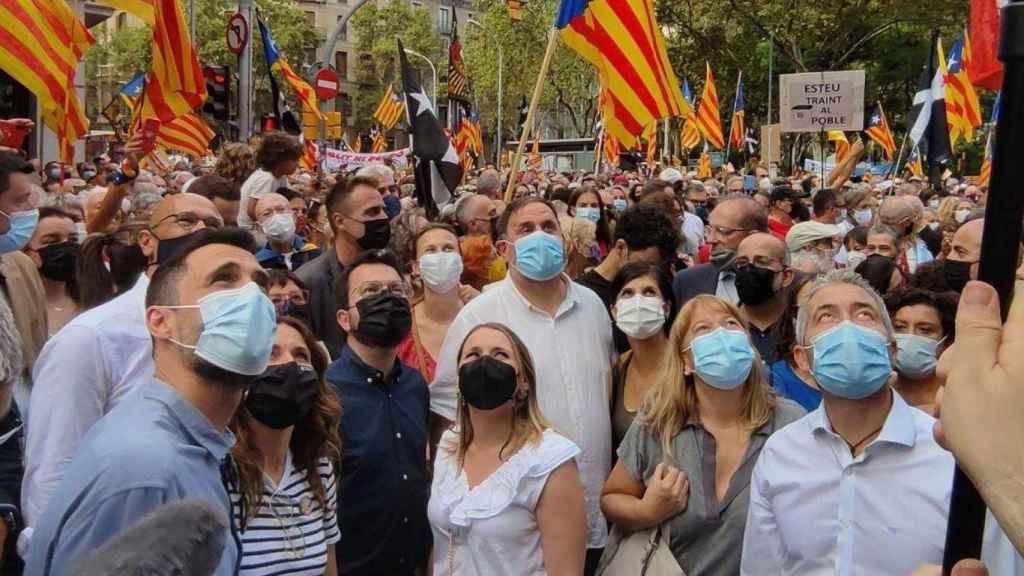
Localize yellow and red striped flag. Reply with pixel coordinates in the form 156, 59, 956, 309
679, 78, 702, 150
644, 123, 657, 165
127, 85, 213, 158
941, 34, 983, 146
371, 126, 387, 153
556, 0, 689, 148
828, 130, 850, 163
864, 102, 897, 161
352, 135, 362, 153
603, 133, 620, 168
528, 135, 543, 171
0, 0, 94, 163
374, 84, 406, 130
729, 73, 745, 150
301, 138, 319, 171
907, 146, 925, 178
697, 150, 712, 178
694, 62, 724, 150
258, 16, 322, 120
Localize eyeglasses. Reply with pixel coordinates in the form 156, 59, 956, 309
154, 211, 223, 231
708, 224, 753, 237
271, 290, 310, 309
354, 281, 409, 301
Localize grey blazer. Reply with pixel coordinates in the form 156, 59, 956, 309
672, 263, 720, 310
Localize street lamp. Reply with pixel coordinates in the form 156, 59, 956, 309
467, 18, 502, 165
403, 49, 437, 110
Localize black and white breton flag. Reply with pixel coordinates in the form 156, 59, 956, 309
906, 30, 952, 176
398, 38, 462, 215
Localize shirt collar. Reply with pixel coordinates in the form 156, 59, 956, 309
682, 407, 779, 436
332, 344, 402, 384
809, 388, 916, 448
130, 273, 151, 317
501, 273, 578, 317
144, 379, 236, 461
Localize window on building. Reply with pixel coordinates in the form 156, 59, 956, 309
438, 6, 451, 34
116, 12, 127, 30
335, 51, 348, 81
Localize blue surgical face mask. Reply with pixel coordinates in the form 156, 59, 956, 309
0, 208, 39, 254
511, 230, 565, 281
686, 327, 755, 390
807, 320, 892, 399
854, 209, 873, 226
613, 198, 628, 211
895, 333, 942, 379
576, 206, 601, 223
157, 282, 278, 376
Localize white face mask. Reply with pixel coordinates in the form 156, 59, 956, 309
614, 295, 666, 340
261, 213, 296, 244
955, 209, 971, 224
854, 208, 873, 226
419, 251, 463, 293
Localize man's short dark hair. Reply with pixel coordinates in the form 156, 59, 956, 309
0, 151, 34, 197
255, 131, 303, 171
885, 288, 958, 343
268, 268, 309, 292
614, 205, 680, 263
187, 175, 239, 202
334, 249, 404, 311
325, 175, 379, 231
813, 189, 837, 218
496, 196, 558, 238
640, 179, 670, 198
275, 187, 302, 202
146, 228, 256, 308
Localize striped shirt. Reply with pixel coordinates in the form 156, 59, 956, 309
230, 454, 340, 576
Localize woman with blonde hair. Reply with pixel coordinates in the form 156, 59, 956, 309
429, 322, 587, 576
936, 195, 961, 227
214, 142, 256, 188
601, 294, 804, 576
226, 316, 342, 575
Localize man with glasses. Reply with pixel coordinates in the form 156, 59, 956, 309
454, 193, 497, 238
324, 249, 430, 576
734, 233, 795, 363
253, 192, 321, 271
673, 194, 768, 308
22, 192, 223, 553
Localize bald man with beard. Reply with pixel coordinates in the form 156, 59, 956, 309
21, 193, 225, 552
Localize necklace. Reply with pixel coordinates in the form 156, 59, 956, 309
841, 422, 885, 455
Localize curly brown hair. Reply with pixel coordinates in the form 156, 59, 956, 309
256, 131, 303, 171
214, 142, 256, 188
229, 317, 342, 528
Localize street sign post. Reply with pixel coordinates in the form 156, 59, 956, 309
226, 12, 248, 56
779, 70, 865, 132
314, 68, 340, 102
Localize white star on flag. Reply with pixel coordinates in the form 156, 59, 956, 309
410, 89, 433, 117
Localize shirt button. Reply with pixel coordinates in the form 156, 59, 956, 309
366, 377, 373, 383
403, 517, 409, 524
402, 473, 408, 480
396, 432, 402, 439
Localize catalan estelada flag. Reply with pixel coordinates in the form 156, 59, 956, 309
907, 145, 925, 178
978, 91, 1000, 188
127, 80, 213, 158
373, 84, 405, 130
680, 79, 702, 150
0, 0, 94, 163
694, 62, 724, 150
942, 34, 983, 145
729, 73, 745, 150
371, 126, 387, 153
528, 134, 543, 171
864, 102, 896, 161
556, 0, 688, 148
258, 15, 322, 120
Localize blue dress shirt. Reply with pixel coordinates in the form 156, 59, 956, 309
326, 345, 431, 576
769, 360, 822, 412
25, 379, 238, 575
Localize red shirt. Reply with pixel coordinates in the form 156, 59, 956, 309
768, 216, 793, 241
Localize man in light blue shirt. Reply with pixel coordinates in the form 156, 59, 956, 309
26, 228, 273, 575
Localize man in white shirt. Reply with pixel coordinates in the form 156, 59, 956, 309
20, 193, 224, 556
431, 196, 614, 573
741, 270, 953, 576
238, 131, 302, 230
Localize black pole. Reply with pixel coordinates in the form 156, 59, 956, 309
942, 2, 1024, 573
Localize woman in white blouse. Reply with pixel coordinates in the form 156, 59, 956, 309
429, 322, 587, 575
226, 316, 342, 576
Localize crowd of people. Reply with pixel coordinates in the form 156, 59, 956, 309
0, 127, 1020, 575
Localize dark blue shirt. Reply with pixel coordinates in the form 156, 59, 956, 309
326, 345, 431, 576
769, 360, 822, 412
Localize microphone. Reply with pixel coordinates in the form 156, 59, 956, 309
74, 499, 229, 576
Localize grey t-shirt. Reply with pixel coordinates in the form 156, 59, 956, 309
617, 398, 805, 576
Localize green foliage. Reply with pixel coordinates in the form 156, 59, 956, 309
349, 0, 441, 134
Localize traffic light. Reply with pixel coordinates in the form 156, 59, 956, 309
203, 65, 230, 121
261, 114, 278, 132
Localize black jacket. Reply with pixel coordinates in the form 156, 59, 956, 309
296, 249, 346, 359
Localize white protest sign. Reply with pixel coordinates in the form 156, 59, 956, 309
779, 70, 865, 133
322, 147, 410, 173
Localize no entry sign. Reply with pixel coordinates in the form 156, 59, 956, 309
779, 70, 865, 132
315, 68, 340, 101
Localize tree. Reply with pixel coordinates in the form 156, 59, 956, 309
84, 0, 320, 126
349, 0, 441, 135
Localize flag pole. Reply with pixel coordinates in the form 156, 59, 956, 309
888, 130, 910, 180
725, 71, 740, 166
504, 28, 559, 202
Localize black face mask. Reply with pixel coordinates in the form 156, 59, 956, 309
245, 363, 320, 429
735, 264, 778, 306
458, 355, 518, 410
944, 259, 973, 293
352, 293, 412, 348
155, 231, 199, 266
357, 218, 392, 250
39, 241, 79, 283
694, 205, 709, 224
